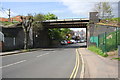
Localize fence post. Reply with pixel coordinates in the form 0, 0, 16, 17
118, 45, 120, 56
116, 27, 118, 49
98, 35, 99, 47
104, 32, 107, 53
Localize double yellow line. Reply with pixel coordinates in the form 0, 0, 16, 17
69, 49, 80, 80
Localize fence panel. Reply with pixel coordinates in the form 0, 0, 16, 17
98, 33, 106, 52
98, 27, 120, 53
90, 36, 99, 47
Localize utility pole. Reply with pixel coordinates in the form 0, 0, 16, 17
8, 9, 11, 22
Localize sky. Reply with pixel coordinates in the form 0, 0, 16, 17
0, 0, 119, 31
0, 1, 119, 19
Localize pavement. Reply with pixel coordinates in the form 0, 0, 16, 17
78, 48, 118, 78
0, 49, 38, 56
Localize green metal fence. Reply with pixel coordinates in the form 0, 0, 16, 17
90, 27, 120, 53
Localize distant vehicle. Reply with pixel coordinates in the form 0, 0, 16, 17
70, 40, 76, 44
67, 40, 72, 44
61, 40, 68, 45
80, 39, 85, 43
77, 40, 81, 43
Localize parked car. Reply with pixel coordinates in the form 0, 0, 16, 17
77, 40, 81, 43
60, 40, 68, 45
80, 39, 85, 43
67, 40, 72, 44
70, 40, 77, 44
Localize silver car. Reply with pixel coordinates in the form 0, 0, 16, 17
61, 40, 68, 45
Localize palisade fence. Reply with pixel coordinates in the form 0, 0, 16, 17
90, 26, 120, 53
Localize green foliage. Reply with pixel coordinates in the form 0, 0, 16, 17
48, 28, 62, 40
88, 45, 108, 57
99, 29, 120, 52
48, 28, 72, 41
44, 13, 58, 20
1, 21, 15, 26
112, 58, 120, 61
44, 13, 72, 41
103, 17, 120, 22
33, 13, 45, 21
106, 31, 117, 51
32, 13, 45, 31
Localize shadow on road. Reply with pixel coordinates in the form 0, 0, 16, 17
47, 43, 87, 49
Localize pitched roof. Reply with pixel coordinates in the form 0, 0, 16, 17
0, 16, 22, 22
0, 18, 8, 22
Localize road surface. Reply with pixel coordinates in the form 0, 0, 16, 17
1, 42, 118, 79
2, 43, 86, 78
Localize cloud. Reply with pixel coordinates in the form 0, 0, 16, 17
60, 1, 96, 18
60, 1, 118, 18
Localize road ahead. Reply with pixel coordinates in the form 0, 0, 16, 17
2, 43, 85, 78
2, 42, 118, 79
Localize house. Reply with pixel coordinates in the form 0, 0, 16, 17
0, 16, 22, 22
0, 18, 8, 22
11, 16, 22, 22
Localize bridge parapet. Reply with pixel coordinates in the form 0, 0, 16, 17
41, 18, 89, 28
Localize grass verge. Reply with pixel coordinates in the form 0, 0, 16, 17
111, 58, 120, 61
88, 45, 108, 57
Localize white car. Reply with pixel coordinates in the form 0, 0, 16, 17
70, 40, 76, 44
80, 39, 85, 43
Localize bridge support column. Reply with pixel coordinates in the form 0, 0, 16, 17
88, 12, 99, 46
33, 28, 50, 48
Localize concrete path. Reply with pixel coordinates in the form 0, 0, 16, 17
78, 48, 118, 78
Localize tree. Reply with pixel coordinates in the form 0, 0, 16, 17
33, 13, 45, 31
33, 13, 45, 21
44, 13, 58, 20
44, 13, 73, 41
44, 13, 58, 40
93, 2, 114, 19
20, 15, 33, 49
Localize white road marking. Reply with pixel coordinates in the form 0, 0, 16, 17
36, 53, 49, 57
0, 60, 26, 68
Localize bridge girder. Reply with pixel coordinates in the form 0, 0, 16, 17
41, 19, 89, 28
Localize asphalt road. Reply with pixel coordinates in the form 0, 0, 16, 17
2, 43, 86, 78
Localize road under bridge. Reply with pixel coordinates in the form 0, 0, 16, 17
33, 12, 99, 48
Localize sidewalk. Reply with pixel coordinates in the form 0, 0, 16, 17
0, 49, 38, 56
78, 48, 118, 78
